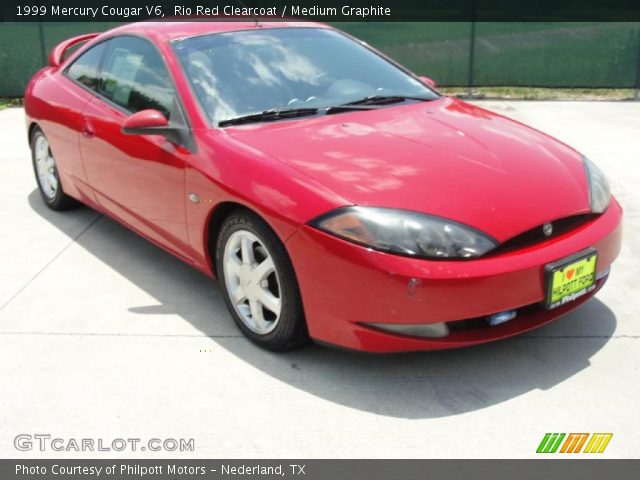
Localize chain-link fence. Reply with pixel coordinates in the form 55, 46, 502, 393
1, 22, 640, 98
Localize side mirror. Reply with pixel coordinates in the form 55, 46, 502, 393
121, 100, 197, 152
121, 109, 170, 136
419, 76, 438, 89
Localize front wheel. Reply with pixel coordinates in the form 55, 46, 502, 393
215, 210, 308, 351
30, 127, 77, 210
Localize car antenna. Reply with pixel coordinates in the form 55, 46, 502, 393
235, 0, 260, 27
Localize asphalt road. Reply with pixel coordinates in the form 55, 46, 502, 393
0, 101, 638, 458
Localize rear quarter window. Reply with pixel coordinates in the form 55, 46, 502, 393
65, 42, 108, 91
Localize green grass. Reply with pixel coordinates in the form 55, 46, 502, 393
440, 87, 638, 100
0, 98, 23, 110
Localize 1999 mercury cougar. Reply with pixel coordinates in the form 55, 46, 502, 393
24, 21, 622, 352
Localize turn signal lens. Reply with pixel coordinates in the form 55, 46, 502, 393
318, 212, 375, 245
583, 156, 611, 214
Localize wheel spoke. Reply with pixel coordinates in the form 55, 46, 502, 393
257, 289, 281, 316
43, 173, 52, 192
47, 172, 58, 192
241, 236, 254, 265
37, 158, 46, 178
237, 303, 251, 318
252, 256, 275, 282
231, 285, 246, 304
249, 299, 268, 330
225, 253, 242, 278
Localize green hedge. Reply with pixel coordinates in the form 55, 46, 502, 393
1, 22, 639, 97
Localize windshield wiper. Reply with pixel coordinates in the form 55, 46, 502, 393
218, 96, 432, 126
342, 95, 433, 107
218, 107, 318, 127
324, 95, 433, 115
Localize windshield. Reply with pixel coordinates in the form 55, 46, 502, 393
172, 27, 438, 126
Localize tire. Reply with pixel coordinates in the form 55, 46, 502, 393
215, 209, 308, 351
30, 127, 78, 210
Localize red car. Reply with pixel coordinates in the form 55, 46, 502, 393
25, 21, 622, 352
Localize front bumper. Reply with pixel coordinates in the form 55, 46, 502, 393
285, 199, 623, 352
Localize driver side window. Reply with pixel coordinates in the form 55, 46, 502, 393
99, 36, 176, 119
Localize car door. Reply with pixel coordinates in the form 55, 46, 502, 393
79, 35, 192, 261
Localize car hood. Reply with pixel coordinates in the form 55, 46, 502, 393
225, 97, 590, 242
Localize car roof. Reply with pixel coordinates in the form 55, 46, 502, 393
105, 20, 331, 42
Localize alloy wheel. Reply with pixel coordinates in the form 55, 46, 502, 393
34, 135, 58, 200
222, 229, 282, 335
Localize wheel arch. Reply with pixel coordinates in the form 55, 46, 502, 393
205, 201, 257, 276
205, 201, 299, 278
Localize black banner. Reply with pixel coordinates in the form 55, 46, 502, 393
2, 0, 640, 22
2, 460, 640, 480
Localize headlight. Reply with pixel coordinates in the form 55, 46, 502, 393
583, 156, 611, 214
310, 207, 497, 259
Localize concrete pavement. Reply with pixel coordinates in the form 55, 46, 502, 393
0, 101, 638, 458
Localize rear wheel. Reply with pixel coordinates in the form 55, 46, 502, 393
30, 128, 77, 210
216, 210, 308, 351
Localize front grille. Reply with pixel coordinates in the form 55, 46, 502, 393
447, 303, 541, 332
491, 214, 594, 254
447, 317, 489, 332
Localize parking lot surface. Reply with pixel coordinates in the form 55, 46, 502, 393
0, 100, 638, 458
